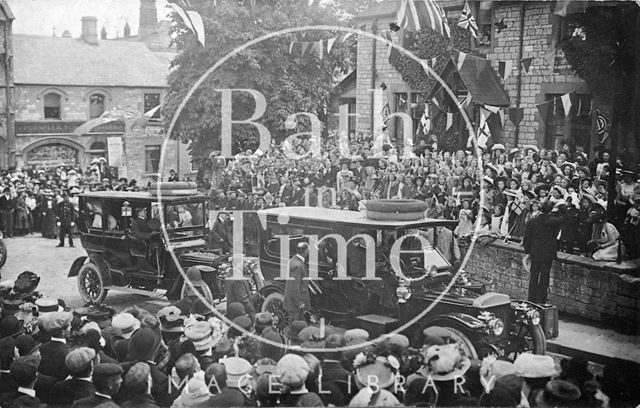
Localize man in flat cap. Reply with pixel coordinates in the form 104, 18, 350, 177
119, 362, 159, 408
72, 363, 123, 408
36, 311, 73, 401
0, 355, 41, 408
49, 347, 98, 405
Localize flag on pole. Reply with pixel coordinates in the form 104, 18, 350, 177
457, 1, 478, 39
554, 0, 571, 16
396, 0, 451, 37
446, 112, 453, 130
381, 103, 390, 122
73, 109, 138, 135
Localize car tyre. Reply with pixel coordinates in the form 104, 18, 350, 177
77, 262, 108, 303
0, 239, 7, 268
261, 292, 289, 333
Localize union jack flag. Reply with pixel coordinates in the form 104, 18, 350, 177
457, 1, 478, 39
396, 0, 451, 38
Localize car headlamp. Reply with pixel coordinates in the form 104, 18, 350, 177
396, 280, 412, 303
527, 309, 541, 325
489, 317, 505, 336
427, 264, 438, 277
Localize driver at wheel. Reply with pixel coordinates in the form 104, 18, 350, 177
131, 206, 157, 240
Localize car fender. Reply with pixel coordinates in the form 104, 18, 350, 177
67, 256, 88, 277
423, 312, 485, 331
258, 282, 285, 298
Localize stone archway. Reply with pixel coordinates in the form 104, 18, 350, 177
21, 137, 86, 169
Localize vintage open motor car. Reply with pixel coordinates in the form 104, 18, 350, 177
256, 204, 559, 359
67, 187, 252, 304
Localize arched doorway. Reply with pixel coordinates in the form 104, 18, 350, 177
21, 138, 85, 169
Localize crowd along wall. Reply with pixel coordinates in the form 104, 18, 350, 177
460, 239, 640, 335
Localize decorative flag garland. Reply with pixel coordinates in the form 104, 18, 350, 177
457, 1, 478, 39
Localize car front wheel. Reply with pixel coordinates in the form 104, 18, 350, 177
77, 262, 108, 303
261, 292, 289, 333
0, 239, 7, 268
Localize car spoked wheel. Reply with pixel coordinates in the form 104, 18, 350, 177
77, 262, 107, 303
0, 238, 7, 268
261, 292, 289, 333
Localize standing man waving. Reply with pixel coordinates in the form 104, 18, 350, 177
284, 242, 310, 324
522, 201, 566, 304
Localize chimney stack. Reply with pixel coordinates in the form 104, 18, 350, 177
81, 16, 98, 45
138, 0, 158, 39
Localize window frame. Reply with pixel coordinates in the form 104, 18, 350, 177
89, 93, 106, 119
145, 145, 161, 174
43, 92, 62, 120
143, 93, 162, 122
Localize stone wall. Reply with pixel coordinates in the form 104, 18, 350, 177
461, 239, 640, 334
486, 3, 588, 149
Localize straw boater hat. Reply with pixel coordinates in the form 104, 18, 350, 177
419, 343, 471, 382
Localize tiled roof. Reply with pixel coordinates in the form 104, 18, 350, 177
13, 34, 168, 87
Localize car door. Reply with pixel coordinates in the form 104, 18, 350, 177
102, 198, 130, 268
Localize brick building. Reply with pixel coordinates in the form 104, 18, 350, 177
340, 0, 631, 156
0, 0, 195, 182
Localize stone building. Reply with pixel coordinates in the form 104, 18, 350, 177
342, 0, 625, 155
3, 0, 196, 181
0, 1, 14, 169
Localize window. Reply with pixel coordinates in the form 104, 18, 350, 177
89, 94, 105, 118
341, 98, 356, 139
476, 2, 493, 47
544, 93, 592, 151
558, 13, 582, 43
144, 93, 161, 122
145, 145, 161, 173
44, 93, 61, 119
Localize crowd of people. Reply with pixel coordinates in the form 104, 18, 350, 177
0, 268, 625, 408
203, 132, 640, 262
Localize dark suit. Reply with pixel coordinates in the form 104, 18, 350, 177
320, 360, 353, 406
56, 200, 76, 246
523, 210, 566, 304
72, 394, 120, 408
283, 255, 310, 322
50, 378, 96, 406
120, 394, 160, 408
39, 340, 70, 379
226, 280, 255, 317
117, 362, 169, 407
0, 194, 15, 237
0, 390, 43, 408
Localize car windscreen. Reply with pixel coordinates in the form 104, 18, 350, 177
165, 202, 205, 229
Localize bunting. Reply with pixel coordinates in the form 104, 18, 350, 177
596, 109, 610, 136
508, 107, 524, 126
446, 113, 453, 130
289, 35, 344, 59
457, 51, 466, 70
521, 57, 533, 74
457, 1, 478, 39
420, 104, 431, 134
561, 93, 572, 116
168, 3, 206, 47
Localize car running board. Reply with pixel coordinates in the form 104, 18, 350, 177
105, 285, 167, 298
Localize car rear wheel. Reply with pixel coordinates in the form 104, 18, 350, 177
77, 262, 108, 303
261, 292, 289, 333
412, 323, 479, 360
0, 239, 7, 268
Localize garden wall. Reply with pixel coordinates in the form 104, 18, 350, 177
460, 239, 640, 334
